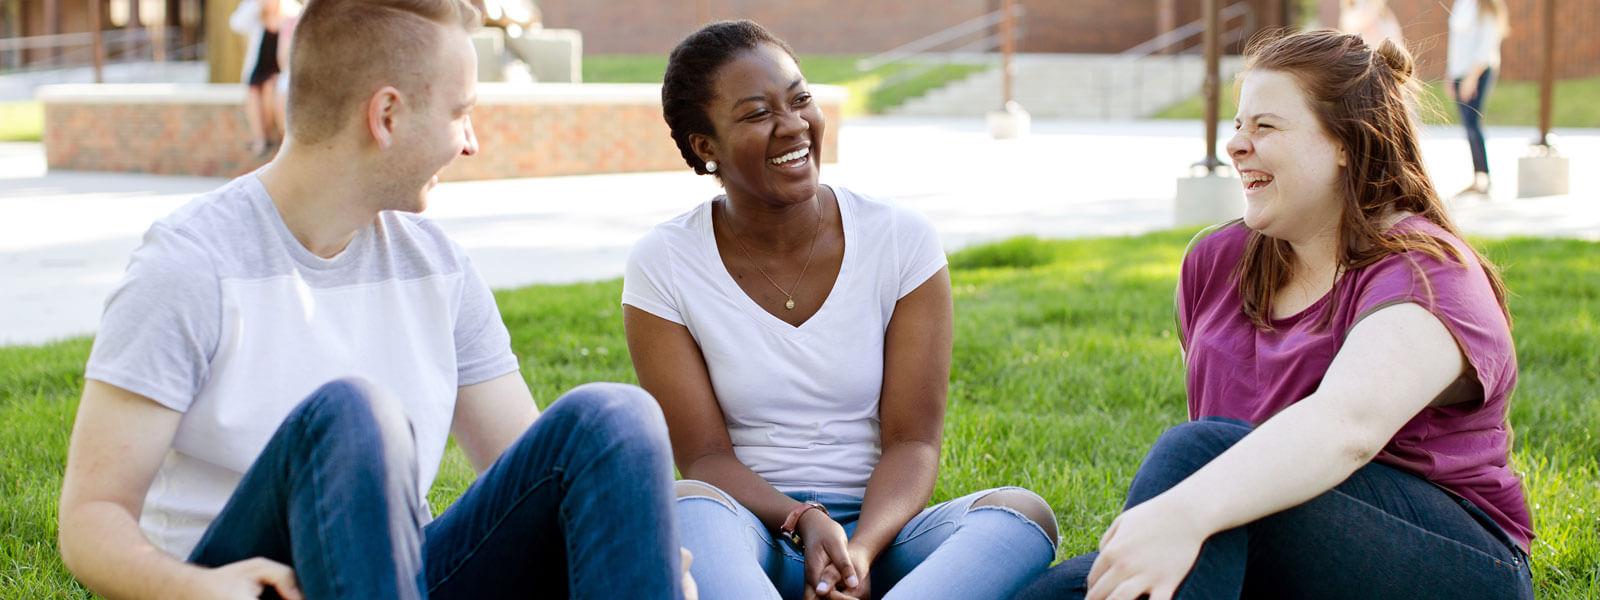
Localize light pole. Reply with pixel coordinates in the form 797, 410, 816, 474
986, 0, 1029, 139
1173, 0, 1243, 227
1517, 0, 1569, 198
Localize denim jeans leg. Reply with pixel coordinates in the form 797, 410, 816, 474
422, 382, 683, 600
872, 487, 1056, 600
1456, 70, 1495, 176
1015, 418, 1271, 600
674, 481, 784, 600
188, 378, 428, 600
1236, 460, 1531, 599
1014, 417, 1533, 600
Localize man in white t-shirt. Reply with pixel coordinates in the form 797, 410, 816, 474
56, 1, 689, 598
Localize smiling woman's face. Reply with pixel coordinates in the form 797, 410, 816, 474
1227, 69, 1346, 243
694, 43, 825, 208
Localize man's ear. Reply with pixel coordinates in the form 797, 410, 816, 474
366, 86, 403, 151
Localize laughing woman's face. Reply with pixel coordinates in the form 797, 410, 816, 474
1227, 69, 1347, 243
693, 43, 825, 208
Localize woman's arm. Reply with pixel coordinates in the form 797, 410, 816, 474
843, 268, 954, 594
623, 306, 859, 597
1087, 302, 1468, 600
623, 306, 798, 525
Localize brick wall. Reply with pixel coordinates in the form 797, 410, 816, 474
1386, 0, 1600, 81
45, 100, 263, 176
538, 0, 1594, 81
39, 84, 844, 181
535, 0, 991, 55
534, 0, 1289, 55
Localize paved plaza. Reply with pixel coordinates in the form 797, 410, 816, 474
2, 117, 1596, 346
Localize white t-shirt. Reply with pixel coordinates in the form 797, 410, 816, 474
622, 187, 946, 496
85, 173, 519, 557
1448, 0, 1503, 79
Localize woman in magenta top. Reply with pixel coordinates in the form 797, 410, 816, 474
1018, 30, 1533, 600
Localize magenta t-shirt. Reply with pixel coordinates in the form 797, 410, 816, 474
1178, 218, 1533, 551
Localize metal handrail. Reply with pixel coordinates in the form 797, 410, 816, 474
1094, 2, 1254, 119
1, 27, 202, 74
1120, 2, 1253, 60
856, 4, 1025, 73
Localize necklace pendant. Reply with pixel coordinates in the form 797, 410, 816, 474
784, 298, 796, 310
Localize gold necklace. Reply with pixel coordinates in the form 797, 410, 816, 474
722, 198, 824, 311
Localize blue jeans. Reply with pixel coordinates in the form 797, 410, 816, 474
677, 482, 1055, 600
1455, 67, 1497, 176
1015, 418, 1533, 600
187, 379, 685, 599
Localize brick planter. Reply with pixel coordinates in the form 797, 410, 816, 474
38, 83, 845, 181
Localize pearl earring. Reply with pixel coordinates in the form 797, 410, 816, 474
705, 160, 718, 173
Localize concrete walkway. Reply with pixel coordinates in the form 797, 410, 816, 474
3, 117, 1596, 346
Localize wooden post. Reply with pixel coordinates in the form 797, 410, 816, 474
45, 0, 62, 66
1000, 0, 1015, 108
206, 0, 243, 83
91, 0, 106, 82
1157, 0, 1176, 55
127, 0, 141, 60
148, 0, 167, 63
1201, 0, 1222, 172
1537, 0, 1555, 147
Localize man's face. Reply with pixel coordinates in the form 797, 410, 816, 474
382, 28, 479, 214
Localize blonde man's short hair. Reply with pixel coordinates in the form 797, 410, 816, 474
287, 0, 481, 144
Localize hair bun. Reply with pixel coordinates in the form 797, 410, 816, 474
1374, 38, 1414, 79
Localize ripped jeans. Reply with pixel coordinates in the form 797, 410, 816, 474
675, 482, 1056, 600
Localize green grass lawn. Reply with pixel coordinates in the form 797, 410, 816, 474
585, 54, 987, 116
3, 231, 1597, 596
0, 101, 44, 142
1156, 75, 1600, 129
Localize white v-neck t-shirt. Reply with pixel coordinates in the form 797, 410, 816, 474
622, 187, 946, 495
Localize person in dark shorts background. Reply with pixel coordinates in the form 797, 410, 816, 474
231, 0, 290, 157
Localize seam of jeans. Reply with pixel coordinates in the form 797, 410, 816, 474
883, 519, 959, 551
425, 470, 564, 593
298, 413, 346, 600
1326, 486, 1522, 573
677, 494, 740, 513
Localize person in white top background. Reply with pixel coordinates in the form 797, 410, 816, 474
623, 19, 1059, 600
1339, 0, 1405, 49
1447, 0, 1510, 197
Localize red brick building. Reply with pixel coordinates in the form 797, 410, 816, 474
536, 0, 1596, 81
7, 0, 1597, 81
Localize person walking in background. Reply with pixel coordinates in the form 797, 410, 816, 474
230, 0, 293, 157
1448, 0, 1510, 197
1339, 0, 1405, 49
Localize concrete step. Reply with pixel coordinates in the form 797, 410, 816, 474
889, 53, 1244, 119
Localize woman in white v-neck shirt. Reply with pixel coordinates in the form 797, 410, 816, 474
622, 20, 1058, 600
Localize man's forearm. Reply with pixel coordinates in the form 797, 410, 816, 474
60, 501, 204, 600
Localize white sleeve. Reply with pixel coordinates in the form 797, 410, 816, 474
1473, 17, 1503, 68
84, 225, 221, 412
622, 229, 685, 325
452, 253, 520, 387
229, 0, 260, 35
894, 205, 948, 299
